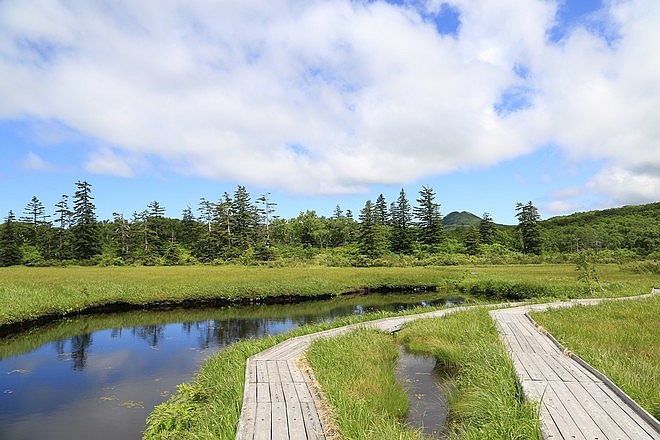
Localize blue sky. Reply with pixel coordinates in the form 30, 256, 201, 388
1, 0, 658, 225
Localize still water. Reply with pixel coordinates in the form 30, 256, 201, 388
0, 293, 460, 439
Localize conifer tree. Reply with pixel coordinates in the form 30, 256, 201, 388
358, 200, 387, 259
231, 185, 259, 252
413, 186, 444, 249
1, 211, 22, 266
464, 227, 481, 255
390, 188, 413, 254
374, 194, 389, 226
71, 180, 101, 260
516, 201, 542, 255
54, 194, 72, 260
479, 212, 497, 245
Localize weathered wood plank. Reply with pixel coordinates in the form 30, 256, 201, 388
257, 382, 271, 403
267, 361, 281, 383
282, 382, 306, 440
583, 382, 657, 440
536, 382, 588, 440
300, 401, 325, 440
271, 402, 288, 440
277, 360, 294, 383
287, 359, 306, 383
565, 381, 632, 440
256, 360, 269, 383
551, 380, 607, 439
527, 381, 563, 440
516, 352, 547, 381
270, 381, 285, 403
253, 402, 272, 440
527, 352, 562, 382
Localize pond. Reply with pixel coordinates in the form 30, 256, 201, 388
0, 293, 462, 439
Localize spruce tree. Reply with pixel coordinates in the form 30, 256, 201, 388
479, 212, 497, 245
71, 180, 101, 260
515, 201, 542, 255
1, 211, 22, 266
231, 185, 258, 252
413, 186, 444, 249
464, 227, 481, 255
54, 194, 72, 260
358, 200, 386, 259
390, 188, 413, 254
374, 194, 389, 226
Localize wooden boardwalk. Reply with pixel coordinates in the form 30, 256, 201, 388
235, 306, 468, 439
490, 295, 660, 440
236, 293, 660, 440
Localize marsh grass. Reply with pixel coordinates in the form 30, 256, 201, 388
306, 329, 422, 439
143, 307, 437, 439
1, 264, 656, 327
397, 309, 541, 439
531, 295, 660, 419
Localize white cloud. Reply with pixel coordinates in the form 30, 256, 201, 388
0, 0, 658, 204
587, 165, 660, 205
85, 148, 139, 178
21, 152, 55, 171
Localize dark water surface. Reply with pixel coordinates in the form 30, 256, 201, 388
396, 347, 453, 438
0, 293, 461, 440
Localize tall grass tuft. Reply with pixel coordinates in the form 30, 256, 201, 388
306, 328, 422, 439
397, 309, 541, 439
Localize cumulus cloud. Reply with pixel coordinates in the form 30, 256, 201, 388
21, 152, 56, 171
0, 0, 658, 203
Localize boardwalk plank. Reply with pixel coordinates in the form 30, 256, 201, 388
282, 382, 306, 440
271, 402, 288, 440
300, 401, 325, 440
583, 382, 657, 440
270, 382, 285, 403
256, 360, 269, 382
287, 359, 306, 383
538, 382, 587, 440
565, 381, 632, 440
254, 402, 272, 440
551, 380, 607, 439
276, 360, 293, 382
236, 292, 659, 440
540, 354, 576, 383
267, 361, 281, 383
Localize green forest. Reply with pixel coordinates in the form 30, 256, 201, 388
1, 181, 658, 267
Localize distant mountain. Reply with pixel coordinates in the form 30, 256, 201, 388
442, 211, 482, 230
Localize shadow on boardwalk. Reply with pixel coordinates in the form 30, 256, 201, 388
236, 291, 660, 440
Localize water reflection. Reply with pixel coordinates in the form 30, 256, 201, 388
0, 293, 463, 439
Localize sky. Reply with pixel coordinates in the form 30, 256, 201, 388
1, 0, 658, 225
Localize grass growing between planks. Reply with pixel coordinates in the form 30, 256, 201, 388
530, 294, 660, 419
1, 264, 656, 328
397, 308, 541, 439
306, 329, 421, 439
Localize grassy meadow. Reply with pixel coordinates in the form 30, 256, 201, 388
531, 294, 660, 419
1, 263, 657, 438
1, 263, 656, 327
306, 308, 542, 439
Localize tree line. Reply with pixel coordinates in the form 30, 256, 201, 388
1, 181, 657, 267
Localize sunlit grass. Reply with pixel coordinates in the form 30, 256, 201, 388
397, 309, 541, 439
143, 306, 441, 439
1, 264, 656, 327
531, 294, 660, 419
306, 329, 421, 439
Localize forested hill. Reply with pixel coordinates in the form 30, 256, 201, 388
540, 202, 660, 255
442, 211, 482, 229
